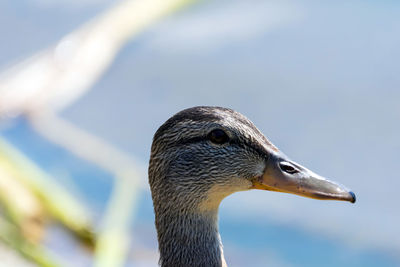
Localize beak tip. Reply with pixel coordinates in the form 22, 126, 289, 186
349, 191, 356, 203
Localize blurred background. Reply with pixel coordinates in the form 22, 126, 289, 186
0, 0, 399, 266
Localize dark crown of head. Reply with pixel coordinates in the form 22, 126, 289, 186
151, 106, 278, 159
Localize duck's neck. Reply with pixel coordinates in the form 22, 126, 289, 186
155, 208, 226, 267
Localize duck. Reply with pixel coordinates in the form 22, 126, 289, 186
148, 106, 355, 267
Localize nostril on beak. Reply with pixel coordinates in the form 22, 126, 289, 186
279, 162, 299, 174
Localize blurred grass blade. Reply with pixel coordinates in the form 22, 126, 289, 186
0, 164, 45, 243
0, 216, 61, 267
94, 171, 141, 267
0, 137, 95, 246
1, 0, 201, 265
0, 0, 198, 118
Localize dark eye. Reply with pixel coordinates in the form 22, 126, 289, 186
208, 129, 229, 144
279, 162, 299, 174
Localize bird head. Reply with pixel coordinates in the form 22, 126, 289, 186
149, 106, 355, 213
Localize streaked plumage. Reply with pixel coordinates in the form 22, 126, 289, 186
149, 106, 355, 267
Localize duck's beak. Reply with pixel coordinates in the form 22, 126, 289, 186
251, 152, 356, 203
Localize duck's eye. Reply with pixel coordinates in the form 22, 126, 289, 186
208, 129, 229, 144
279, 162, 299, 174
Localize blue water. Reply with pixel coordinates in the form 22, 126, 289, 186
219, 215, 398, 267
2, 119, 398, 267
